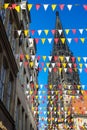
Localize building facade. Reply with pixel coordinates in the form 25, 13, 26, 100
0, 0, 38, 130
47, 11, 87, 130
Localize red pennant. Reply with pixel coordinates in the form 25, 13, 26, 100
35, 38, 39, 44
36, 4, 41, 10
20, 54, 24, 60
73, 63, 77, 68
74, 38, 78, 43
37, 55, 40, 60
41, 62, 44, 67
12, 4, 17, 9
31, 30, 35, 35
69, 68, 72, 73
51, 29, 56, 35
24, 62, 28, 67
71, 57, 75, 62
53, 67, 57, 72
59, 4, 65, 10
54, 56, 58, 61
83, 5, 87, 10
72, 29, 76, 34
57, 62, 61, 67
85, 68, 87, 72
54, 38, 59, 44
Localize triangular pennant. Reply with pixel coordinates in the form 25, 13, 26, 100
79, 68, 82, 73
51, 63, 55, 68
83, 57, 87, 62
27, 4, 33, 11
4, 3, 9, 9
60, 38, 65, 44
41, 38, 46, 44
31, 30, 35, 35
43, 4, 49, 11
63, 63, 66, 68
79, 29, 83, 34
64, 68, 67, 72
65, 29, 70, 35
44, 67, 47, 72
51, 29, 56, 35
30, 62, 34, 67
42, 56, 46, 61
66, 56, 70, 62
35, 38, 39, 44
51, 4, 57, 11
36, 4, 41, 10
77, 57, 81, 62
48, 56, 52, 61
48, 67, 52, 72
12, 4, 17, 9
38, 30, 42, 35
24, 30, 29, 36
25, 54, 29, 60
83, 5, 87, 10
85, 64, 87, 68
68, 63, 72, 68
59, 4, 65, 10
72, 29, 76, 34
74, 38, 78, 43
17, 30, 22, 36
54, 38, 59, 44
44, 30, 49, 35
15, 5, 20, 12
48, 38, 52, 44
80, 38, 85, 43
58, 29, 62, 35
79, 63, 83, 68
67, 4, 72, 11
67, 38, 72, 44
46, 63, 50, 68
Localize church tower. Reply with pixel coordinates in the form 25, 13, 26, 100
47, 12, 82, 130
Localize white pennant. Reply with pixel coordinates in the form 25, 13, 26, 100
31, 55, 35, 60
43, 4, 49, 11
83, 57, 87, 62
67, 38, 72, 43
18, 30, 22, 36
79, 68, 82, 73
79, 29, 83, 34
68, 63, 72, 68
64, 68, 67, 72
51, 63, 55, 68
40, 84, 43, 88
67, 4, 72, 11
66, 56, 70, 62
48, 56, 52, 61
39, 91, 41, 94
19, 62, 23, 66
85, 64, 87, 68
40, 96, 42, 99
48, 38, 52, 43
38, 30, 42, 35
20, 1, 26, 10
58, 29, 62, 35
48, 67, 52, 72
81, 85, 85, 89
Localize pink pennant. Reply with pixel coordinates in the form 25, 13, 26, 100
8, 6, 12, 10
35, 38, 39, 44
72, 29, 76, 34
53, 67, 57, 72
71, 57, 75, 62
54, 38, 59, 44
31, 30, 35, 35
12, 4, 17, 9
73, 63, 77, 68
69, 68, 72, 73
83, 5, 87, 10
54, 56, 58, 61
24, 62, 28, 67
41, 62, 44, 67
57, 62, 61, 67
20, 54, 24, 60
85, 68, 87, 72
37, 55, 40, 60
36, 4, 41, 10
51, 29, 56, 35
74, 38, 78, 43
59, 4, 65, 10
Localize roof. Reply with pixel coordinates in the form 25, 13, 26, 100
72, 90, 87, 115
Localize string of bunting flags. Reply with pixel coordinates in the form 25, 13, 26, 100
1, 3, 87, 12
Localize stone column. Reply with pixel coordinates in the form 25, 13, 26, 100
23, 111, 25, 130
19, 104, 22, 130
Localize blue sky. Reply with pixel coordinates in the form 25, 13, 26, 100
28, 0, 87, 129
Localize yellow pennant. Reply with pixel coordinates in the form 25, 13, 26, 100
48, 96, 50, 99
77, 85, 80, 89
46, 63, 50, 68
65, 29, 70, 35
42, 56, 46, 61
30, 62, 34, 67
77, 57, 81, 62
59, 56, 64, 61
25, 54, 29, 60
59, 68, 62, 73
44, 30, 49, 35
27, 4, 33, 11
30, 90, 33, 95
35, 84, 38, 89
63, 63, 66, 68
24, 30, 29, 36
80, 38, 85, 43
15, 6, 20, 12
51, 4, 57, 11
49, 84, 52, 89
61, 38, 65, 44
35, 95, 38, 99
79, 63, 83, 68
41, 38, 46, 44
4, 3, 9, 9
44, 67, 47, 72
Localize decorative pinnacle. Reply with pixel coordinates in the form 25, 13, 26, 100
56, 11, 59, 16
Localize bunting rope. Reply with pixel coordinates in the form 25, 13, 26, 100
1, 3, 87, 12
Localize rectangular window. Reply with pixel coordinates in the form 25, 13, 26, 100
0, 65, 6, 100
